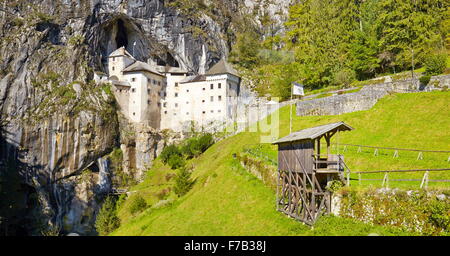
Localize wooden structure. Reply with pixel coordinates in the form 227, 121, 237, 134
272, 122, 353, 225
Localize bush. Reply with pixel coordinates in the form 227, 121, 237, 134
160, 145, 182, 164
128, 194, 148, 215
334, 69, 356, 88
95, 196, 120, 236
419, 75, 431, 85
198, 133, 214, 153
167, 154, 185, 169
174, 167, 196, 197
182, 138, 202, 159
424, 53, 447, 76
427, 199, 450, 232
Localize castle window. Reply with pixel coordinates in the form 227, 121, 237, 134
158, 81, 161, 86
175, 83, 179, 87
211, 110, 214, 113
210, 84, 214, 89
203, 88, 205, 91
186, 112, 189, 115
175, 93, 178, 97
202, 100, 205, 103
186, 101, 189, 104
163, 103, 167, 107
132, 78, 136, 82
164, 111, 167, 114
157, 102, 161, 107
112, 67, 115, 71
210, 96, 214, 102
202, 111, 206, 114
218, 83, 221, 89
132, 88, 136, 93
133, 112, 136, 116
186, 89, 189, 92
218, 96, 222, 101
174, 113, 177, 116
153, 80, 157, 85
218, 110, 221, 113
113, 57, 116, 61
147, 89, 151, 94
147, 100, 151, 105
175, 103, 178, 107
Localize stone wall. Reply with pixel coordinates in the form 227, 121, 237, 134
296, 74, 449, 117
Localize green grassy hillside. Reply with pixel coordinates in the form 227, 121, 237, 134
111, 91, 449, 236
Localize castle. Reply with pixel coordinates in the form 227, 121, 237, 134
96, 47, 242, 132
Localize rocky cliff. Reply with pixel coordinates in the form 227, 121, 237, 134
0, 0, 291, 235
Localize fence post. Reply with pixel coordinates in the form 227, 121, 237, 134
357, 146, 362, 153
346, 170, 350, 187
420, 171, 429, 189
382, 173, 389, 188
343, 145, 347, 152
417, 152, 423, 160
374, 148, 378, 156
448, 156, 450, 163
393, 150, 399, 158
358, 173, 361, 185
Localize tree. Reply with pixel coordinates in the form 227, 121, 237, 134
229, 31, 261, 69
174, 166, 196, 197
95, 196, 120, 236
128, 194, 148, 215
424, 52, 448, 75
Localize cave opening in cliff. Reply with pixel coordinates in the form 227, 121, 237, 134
115, 19, 129, 49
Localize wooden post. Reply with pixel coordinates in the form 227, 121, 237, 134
346, 170, 350, 187
417, 152, 423, 160
420, 171, 429, 189
374, 148, 378, 156
326, 135, 331, 157
358, 173, 361, 185
357, 146, 362, 153
382, 173, 389, 188
343, 145, 347, 152
393, 150, 399, 158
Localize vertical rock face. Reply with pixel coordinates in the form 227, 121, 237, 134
0, 0, 291, 235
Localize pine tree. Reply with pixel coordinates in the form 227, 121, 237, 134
174, 167, 196, 197
95, 196, 120, 236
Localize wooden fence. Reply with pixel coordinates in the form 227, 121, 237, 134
353, 168, 450, 189
333, 143, 450, 161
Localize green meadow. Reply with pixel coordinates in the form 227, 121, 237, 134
111, 91, 449, 236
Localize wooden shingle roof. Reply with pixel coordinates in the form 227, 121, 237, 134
272, 122, 353, 144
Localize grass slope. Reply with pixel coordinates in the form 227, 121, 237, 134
112, 91, 449, 236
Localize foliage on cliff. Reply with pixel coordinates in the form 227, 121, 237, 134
24, 72, 117, 124
230, 0, 449, 99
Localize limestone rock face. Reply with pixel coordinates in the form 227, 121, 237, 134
0, 0, 291, 235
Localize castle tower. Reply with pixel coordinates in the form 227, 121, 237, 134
107, 47, 135, 80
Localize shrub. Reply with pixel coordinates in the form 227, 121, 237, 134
160, 144, 182, 164
95, 196, 120, 236
419, 75, 431, 85
334, 69, 356, 88
182, 138, 202, 159
427, 199, 450, 232
167, 154, 185, 169
198, 133, 214, 153
424, 53, 447, 76
325, 180, 344, 193
128, 194, 148, 215
174, 167, 196, 197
